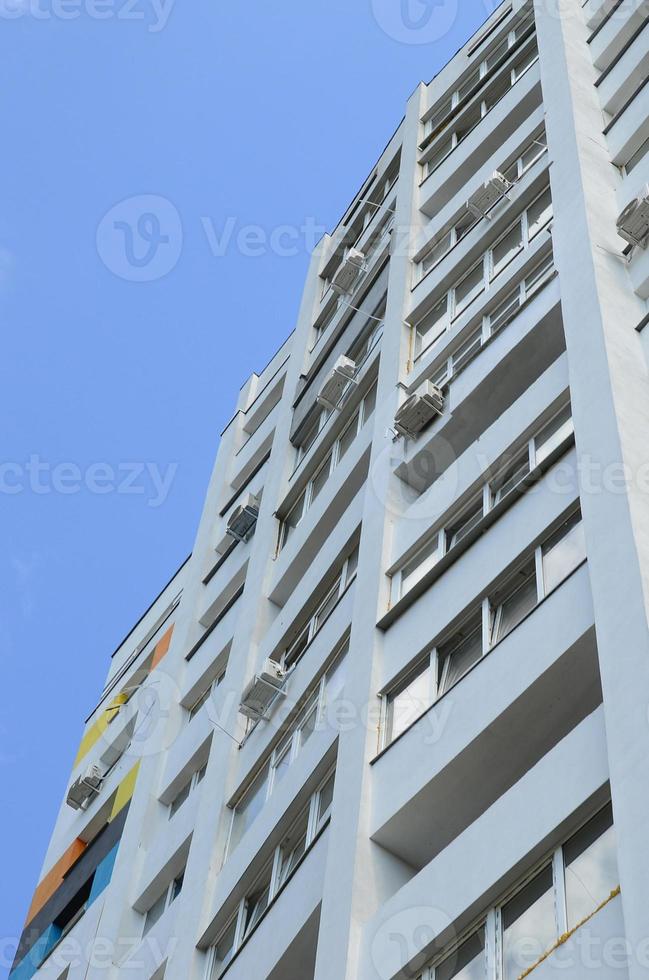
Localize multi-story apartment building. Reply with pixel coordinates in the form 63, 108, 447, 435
11, 0, 649, 977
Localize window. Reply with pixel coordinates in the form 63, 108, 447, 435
534, 404, 574, 464
385, 511, 585, 744
624, 135, 649, 175
401, 532, 443, 595
490, 450, 531, 504
420, 804, 619, 980
438, 615, 483, 696
502, 866, 556, 980
228, 764, 270, 853
242, 866, 272, 940
211, 916, 237, 979
490, 560, 537, 644
414, 188, 553, 358
418, 129, 548, 283
541, 511, 586, 596
386, 661, 434, 742
279, 383, 378, 550
563, 804, 618, 929
446, 496, 484, 550
226, 649, 347, 853
211, 770, 336, 974
169, 763, 207, 818
280, 548, 358, 669
390, 404, 573, 604
143, 870, 184, 936
189, 671, 225, 722
422, 32, 539, 179
434, 928, 486, 980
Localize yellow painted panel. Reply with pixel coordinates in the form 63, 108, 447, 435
110, 761, 140, 821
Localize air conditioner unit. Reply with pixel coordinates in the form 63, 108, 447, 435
317, 356, 357, 410
467, 172, 512, 218
66, 764, 103, 811
331, 248, 366, 294
226, 493, 261, 542
394, 381, 444, 439
239, 659, 287, 721
617, 186, 649, 248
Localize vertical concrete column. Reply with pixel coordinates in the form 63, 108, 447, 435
536, 2, 649, 974
313, 84, 427, 980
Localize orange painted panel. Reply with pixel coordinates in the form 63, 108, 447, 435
26, 837, 87, 925
150, 624, 174, 671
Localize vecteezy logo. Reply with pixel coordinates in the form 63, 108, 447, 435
371, 0, 459, 44
96, 194, 183, 282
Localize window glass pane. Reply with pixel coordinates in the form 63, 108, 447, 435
457, 68, 481, 102
534, 405, 573, 464
484, 37, 509, 72
455, 210, 479, 241
525, 253, 554, 296
317, 772, 335, 825
416, 297, 449, 356
230, 765, 269, 851
439, 617, 483, 695
427, 134, 454, 174
527, 186, 552, 239
564, 804, 619, 929
278, 809, 309, 886
171, 870, 184, 902
512, 40, 539, 81
426, 97, 454, 136
502, 866, 557, 980
422, 231, 453, 273
345, 544, 359, 584
196, 763, 207, 784
488, 288, 520, 335
314, 581, 341, 632
271, 738, 292, 789
325, 650, 347, 704
298, 414, 321, 457
363, 382, 377, 424
626, 135, 649, 174
338, 412, 359, 461
311, 453, 332, 502
402, 533, 442, 594
483, 70, 510, 112
299, 701, 318, 747
455, 102, 482, 143
542, 513, 586, 595
492, 221, 523, 277
143, 891, 167, 935
211, 917, 237, 979
491, 451, 530, 503
388, 662, 432, 742
454, 262, 485, 317
170, 779, 191, 818
284, 624, 310, 669
446, 497, 484, 550
243, 871, 271, 938
282, 491, 306, 546
189, 686, 211, 720
451, 329, 482, 374
521, 131, 547, 172
492, 562, 537, 643
436, 928, 486, 980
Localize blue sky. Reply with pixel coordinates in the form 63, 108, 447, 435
0, 0, 491, 965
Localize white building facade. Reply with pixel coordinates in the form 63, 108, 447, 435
12, 1, 649, 978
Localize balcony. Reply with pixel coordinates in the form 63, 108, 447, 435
395, 274, 564, 494
360, 706, 610, 980
596, 20, 649, 115
589, 0, 649, 71
419, 62, 542, 219
371, 564, 599, 870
